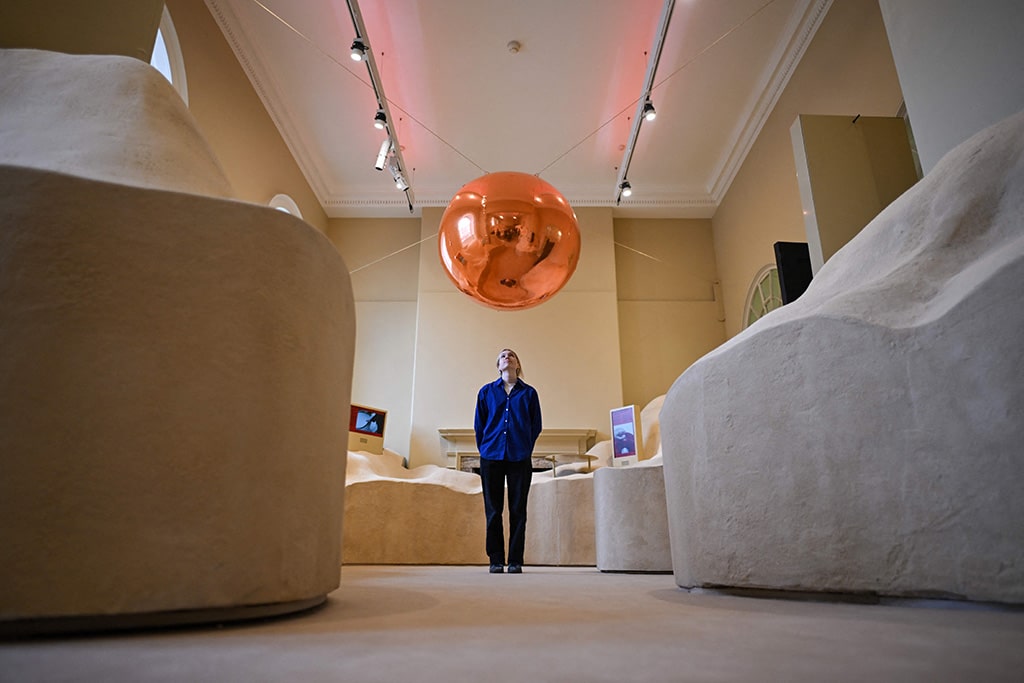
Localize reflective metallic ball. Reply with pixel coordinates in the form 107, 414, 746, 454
438, 172, 581, 310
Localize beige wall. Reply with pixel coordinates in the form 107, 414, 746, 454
328, 212, 725, 463
165, 0, 327, 231
615, 219, 725, 408
791, 115, 919, 272
325, 218, 421, 456
711, 0, 904, 338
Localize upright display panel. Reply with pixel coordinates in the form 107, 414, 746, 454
610, 405, 642, 467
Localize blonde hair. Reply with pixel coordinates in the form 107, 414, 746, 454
496, 348, 523, 378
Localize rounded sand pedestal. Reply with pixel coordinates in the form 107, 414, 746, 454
594, 465, 672, 572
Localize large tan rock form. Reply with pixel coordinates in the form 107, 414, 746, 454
0, 49, 355, 632
343, 452, 486, 564
0, 48, 233, 198
343, 394, 670, 567
661, 109, 1024, 603
526, 472, 596, 566
639, 395, 664, 460
343, 451, 598, 566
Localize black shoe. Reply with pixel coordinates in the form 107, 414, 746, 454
507, 564, 522, 574
489, 564, 504, 574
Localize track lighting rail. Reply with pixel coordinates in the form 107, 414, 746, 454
615, 0, 675, 205
346, 0, 414, 212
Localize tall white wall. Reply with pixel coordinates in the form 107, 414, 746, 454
331, 212, 723, 464
326, 218, 421, 456
615, 218, 725, 407
791, 114, 919, 273
879, 0, 1024, 174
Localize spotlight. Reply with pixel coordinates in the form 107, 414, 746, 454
374, 138, 391, 171
350, 38, 367, 61
373, 109, 387, 130
620, 181, 632, 198
642, 98, 656, 122
387, 155, 409, 190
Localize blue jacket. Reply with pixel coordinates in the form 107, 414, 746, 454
475, 377, 542, 461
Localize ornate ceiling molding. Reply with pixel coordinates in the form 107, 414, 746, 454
204, 0, 833, 219
204, 0, 332, 204
708, 0, 833, 202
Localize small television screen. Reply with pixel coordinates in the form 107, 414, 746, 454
349, 404, 386, 437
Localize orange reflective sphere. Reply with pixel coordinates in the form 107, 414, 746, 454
438, 172, 580, 310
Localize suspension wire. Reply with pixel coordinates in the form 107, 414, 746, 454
533, 100, 640, 177
651, 0, 778, 91
614, 241, 663, 263
349, 232, 439, 274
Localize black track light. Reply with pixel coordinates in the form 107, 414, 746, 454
350, 38, 367, 61
642, 98, 656, 122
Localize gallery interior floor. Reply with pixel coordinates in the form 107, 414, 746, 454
3, 565, 1023, 682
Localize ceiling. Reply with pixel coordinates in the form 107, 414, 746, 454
205, 0, 831, 218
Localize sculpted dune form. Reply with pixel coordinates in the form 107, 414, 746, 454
343, 396, 669, 566
661, 109, 1024, 603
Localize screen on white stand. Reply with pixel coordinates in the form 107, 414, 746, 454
610, 405, 641, 467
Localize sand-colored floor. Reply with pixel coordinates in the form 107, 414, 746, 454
3, 565, 1023, 682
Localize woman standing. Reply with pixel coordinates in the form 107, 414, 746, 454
474, 348, 542, 574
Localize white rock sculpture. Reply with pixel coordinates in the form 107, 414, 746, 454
661, 109, 1024, 603
0, 49, 355, 632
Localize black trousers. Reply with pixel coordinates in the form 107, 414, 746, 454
479, 457, 533, 566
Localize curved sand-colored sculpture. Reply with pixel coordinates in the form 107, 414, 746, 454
344, 451, 487, 564
343, 394, 670, 567
661, 109, 1024, 603
344, 449, 599, 566
0, 49, 355, 633
595, 459, 672, 572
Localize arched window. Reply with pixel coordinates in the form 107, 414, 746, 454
269, 194, 303, 218
744, 265, 782, 328
150, 7, 189, 105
